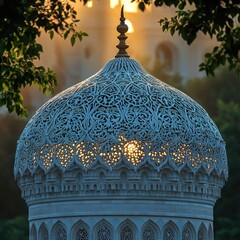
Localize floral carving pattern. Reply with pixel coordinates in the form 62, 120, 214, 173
15, 58, 227, 178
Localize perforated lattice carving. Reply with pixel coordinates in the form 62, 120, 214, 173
55, 225, 67, 240
75, 227, 88, 240
163, 226, 175, 240
182, 225, 193, 240
97, 225, 111, 240
15, 58, 228, 178
120, 225, 134, 240
198, 225, 207, 240
39, 224, 48, 240
142, 226, 156, 240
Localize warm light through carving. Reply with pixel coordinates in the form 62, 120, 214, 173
23, 140, 219, 174
124, 140, 145, 166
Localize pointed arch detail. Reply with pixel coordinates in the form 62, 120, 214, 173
198, 223, 207, 240
163, 220, 179, 240
51, 220, 67, 240
39, 222, 49, 240
94, 219, 113, 240
182, 221, 196, 240
208, 224, 213, 240
30, 223, 37, 240
71, 220, 89, 240
118, 219, 137, 240
141, 220, 159, 240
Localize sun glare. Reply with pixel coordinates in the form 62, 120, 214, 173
125, 19, 134, 33
110, 0, 138, 13
87, 0, 93, 7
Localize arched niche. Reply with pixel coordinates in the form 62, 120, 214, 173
162, 220, 180, 240
39, 222, 49, 240
51, 220, 67, 240
182, 221, 196, 240
141, 220, 160, 240
30, 223, 37, 240
94, 219, 114, 240
197, 223, 208, 240
208, 224, 214, 240
155, 42, 178, 72
117, 219, 137, 240
70, 220, 90, 240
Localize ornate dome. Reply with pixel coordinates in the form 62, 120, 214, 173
14, 57, 228, 178
14, 9, 228, 240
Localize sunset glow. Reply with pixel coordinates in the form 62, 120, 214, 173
110, 0, 138, 13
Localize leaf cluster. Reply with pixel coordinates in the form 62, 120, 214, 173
0, 215, 28, 240
184, 69, 240, 117
0, 0, 88, 116
137, 0, 240, 76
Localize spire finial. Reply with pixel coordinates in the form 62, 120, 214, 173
115, 5, 130, 58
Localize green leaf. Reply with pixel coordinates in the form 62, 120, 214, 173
139, 2, 145, 11
70, 35, 76, 46
82, 32, 88, 37
64, 30, 70, 39
2, 83, 8, 91
49, 30, 54, 39
170, 27, 175, 36
178, 1, 186, 10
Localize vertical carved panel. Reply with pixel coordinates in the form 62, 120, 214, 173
120, 225, 134, 240
39, 223, 49, 240
142, 225, 156, 240
97, 224, 112, 240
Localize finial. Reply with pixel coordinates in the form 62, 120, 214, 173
115, 5, 130, 58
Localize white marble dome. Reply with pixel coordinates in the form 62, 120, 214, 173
15, 57, 227, 178
14, 10, 228, 240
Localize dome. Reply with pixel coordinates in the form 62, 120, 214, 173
14, 57, 228, 178
14, 8, 228, 240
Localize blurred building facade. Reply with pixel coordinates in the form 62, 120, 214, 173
14, 1, 217, 113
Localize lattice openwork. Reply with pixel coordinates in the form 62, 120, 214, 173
39, 224, 48, 240
182, 224, 193, 240
15, 58, 228, 178
163, 226, 175, 240
97, 224, 111, 240
142, 226, 156, 240
54, 225, 67, 240
75, 226, 88, 240
198, 225, 207, 240
120, 225, 134, 240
